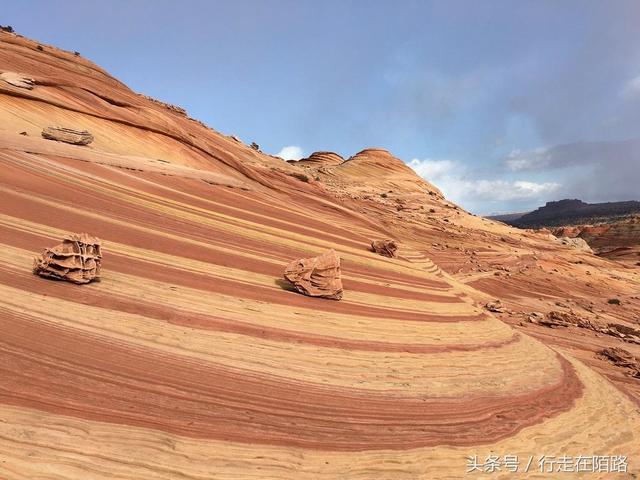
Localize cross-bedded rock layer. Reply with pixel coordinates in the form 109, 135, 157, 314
0, 29, 639, 480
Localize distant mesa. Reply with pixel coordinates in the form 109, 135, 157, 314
487, 211, 530, 224
42, 127, 94, 146
489, 198, 640, 228
33, 234, 102, 284
283, 249, 343, 300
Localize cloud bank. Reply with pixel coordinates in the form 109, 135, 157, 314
408, 158, 560, 213
276, 145, 304, 160
504, 138, 640, 203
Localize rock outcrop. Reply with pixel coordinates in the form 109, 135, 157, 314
42, 127, 94, 146
0, 71, 34, 89
598, 347, 640, 377
552, 216, 640, 264
370, 239, 398, 258
284, 249, 343, 300
484, 300, 507, 313
294, 151, 344, 167
556, 236, 593, 253
33, 233, 102, 284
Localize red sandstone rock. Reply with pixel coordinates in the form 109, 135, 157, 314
33, 233, 102, 284
296, 151, 344, 167
484, 300, 506, 313
284, 249, 343, 300
598, 347, 640, 377
42, 127, 94, 146
0, 71, 34, 89
371, 239, 398, 258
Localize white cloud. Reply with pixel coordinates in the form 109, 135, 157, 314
623, 75, 640, 98
276, 145, 304, 160
407, 158, 456, 179
408, 157, 560, 208
505, 147, 551, 171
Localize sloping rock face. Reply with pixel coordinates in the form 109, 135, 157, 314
42, 127, 94, 145
370, 239, 398, 258
284, 249, 343, 300
336, 148, 442, 197
2, 30, 640, 480
0, 71, 34, 89
33, 233, 102, 284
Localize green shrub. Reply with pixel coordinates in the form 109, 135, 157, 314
290, 172, 310, 183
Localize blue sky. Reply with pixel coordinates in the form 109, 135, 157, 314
4, 0, 639, 214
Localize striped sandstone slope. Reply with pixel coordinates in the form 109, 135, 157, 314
0, 31, 639, 479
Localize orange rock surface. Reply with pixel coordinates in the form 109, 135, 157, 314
0, 30, 639, 479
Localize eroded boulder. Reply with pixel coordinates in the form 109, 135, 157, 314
484, 300, 506, 313
556, 236, 593, 253
371, 239, 398, 258
598, 347, 640, 377
0, 71, 34, 89
33, 233, 102, 284
42, 127, 94, 146
284, 249, 343, 300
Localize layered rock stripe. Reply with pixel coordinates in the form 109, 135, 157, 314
0, 31, 638, 479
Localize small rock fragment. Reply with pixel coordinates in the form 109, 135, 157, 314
370, 239, 398, 258
284, 249, 343, 300
42, 127, 93, 146
33, 233, 102, 284
527, 311, 545, 324
484, 300, 506, 313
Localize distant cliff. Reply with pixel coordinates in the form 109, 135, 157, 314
491, 199, 640, 228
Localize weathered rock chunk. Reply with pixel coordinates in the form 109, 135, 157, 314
42, 127, 94, 146
0, 71, 34, 89
33, 233, 102, 284
556, 236, 593, 253
598, 347, 640, 377
371, 239, 398, 258
284, 249, 343, 300
484, 300, 506, 313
